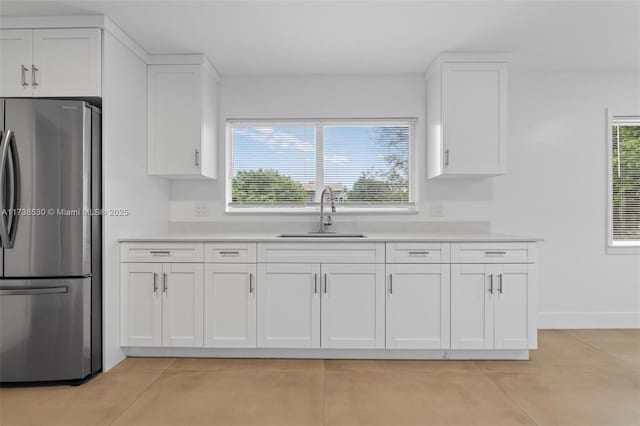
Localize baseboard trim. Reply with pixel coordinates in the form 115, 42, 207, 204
124, 347, 530, 360
538, 311, 640, 329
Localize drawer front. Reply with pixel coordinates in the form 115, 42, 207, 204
120, 242, 204, 263
258, 242, 385, 264
386, 242, 450, 263
204, 243, 257, 263
451, 242, 530, 263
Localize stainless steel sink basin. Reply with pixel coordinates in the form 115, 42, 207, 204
278, 232, 367, 238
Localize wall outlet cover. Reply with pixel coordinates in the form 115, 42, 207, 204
429, 204, 445, 217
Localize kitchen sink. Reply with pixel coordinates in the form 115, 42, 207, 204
278, 232, 367, 238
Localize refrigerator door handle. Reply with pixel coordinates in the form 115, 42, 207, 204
7, 130, 20, 248
0, 129, 11, 248
0, 130, 20, 248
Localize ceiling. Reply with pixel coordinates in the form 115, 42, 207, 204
1, 1, 639, 75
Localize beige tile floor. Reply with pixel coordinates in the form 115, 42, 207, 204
1, 330, 638, 426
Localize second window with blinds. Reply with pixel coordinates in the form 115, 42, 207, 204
226, 119, 416, 212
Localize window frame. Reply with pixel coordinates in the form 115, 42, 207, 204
225, 117, 418, 214
606, 109, 640, 254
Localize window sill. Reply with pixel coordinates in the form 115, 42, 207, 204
607, 243, 640, 255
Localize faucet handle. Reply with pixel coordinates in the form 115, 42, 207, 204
324, 215, 333, 226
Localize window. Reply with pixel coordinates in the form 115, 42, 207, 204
609, 115, 640, 249
227, 119, 415, 212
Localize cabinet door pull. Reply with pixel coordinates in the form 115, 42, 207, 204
498, 273, 503, 294
195, 149, 200, 167
153, 272, 158, 293
389, 273, 393, 294
249, 273, 254, 294
150, 250, 170, 256
31, 65, 38, 87
485, 251, 507, 256
162, 273, 168, 293
324, 273, 327, 294
488, 274, 494, 294
20, 65, 29, 87
219, 251, 240, 256
408, 251, 430, 256
444, 148, 450, 166
314, 273, 318, 294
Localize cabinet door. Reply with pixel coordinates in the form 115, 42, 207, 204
321, 264, 385, 349
442, 62, 507, 175
451, 264, 494, 349
204, 263, 256, 348
148, 65, 202, 176
32, 29, 101, 97
162, 263, 204, 347
257, 263, 320, 348
494, 264, 529, 349
120, 263, 162, 347
0, 30, 33, 97
386, 264, 450, 349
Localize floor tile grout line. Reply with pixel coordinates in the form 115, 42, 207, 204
321, 360, 327, 426
107, 368, 167, 426
475, 363, 540, 426
563, 331, 631, 363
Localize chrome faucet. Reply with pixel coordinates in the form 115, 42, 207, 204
319, 186, 336, 233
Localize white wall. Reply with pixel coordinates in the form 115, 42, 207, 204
102, 30, 170, 370
169, 71, 640, 328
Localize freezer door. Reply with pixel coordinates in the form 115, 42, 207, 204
3, 99, 91, 277
0, 277, 92, 383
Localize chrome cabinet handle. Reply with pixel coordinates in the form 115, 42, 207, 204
389, 274, 393, 294
20, 65, 29, 87
444, 148, 449, 166
195, 149, 200, 166
485, 251, 507, 256
31, 65, 38, 87
324, 274, 327, 294
162, 273, 168, 293
219, 251, 240, 256
488, 274, 494, 294
150, 250, 170, 256
249, 273, 254, 294
314, 273, 318, 294
153, 273, 158, 293
408, 251, 430, 256
498, 273, 503, 294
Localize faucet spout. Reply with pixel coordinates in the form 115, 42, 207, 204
319, 186, 336, 233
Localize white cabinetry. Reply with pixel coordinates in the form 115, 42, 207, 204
426, 53, 508, 178
121, 262, 203, 347
386, 264, 450, 349
451, 263, 533, 350
0, 28, 101, 97
147, 58, 218, 179
204, 263, 257, 348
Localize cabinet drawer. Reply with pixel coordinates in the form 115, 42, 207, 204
204, 243, 257, 263
386, 243, 450, 263
451, 243, 530, 263
120, 242, 204, 263
258, 243, 385, 264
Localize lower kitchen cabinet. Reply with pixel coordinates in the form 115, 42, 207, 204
257, 263, 384, 349
451, 263, 530, 350
121, 262, 203, 347
386, 264, 450, 349
257, 263, 320, 348
204, 264, 256, 348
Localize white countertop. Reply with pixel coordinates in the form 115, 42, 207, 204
119, 232, 541, 243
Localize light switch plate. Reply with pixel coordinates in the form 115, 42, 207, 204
194, 203, 209, 217
429, 204, 444, 217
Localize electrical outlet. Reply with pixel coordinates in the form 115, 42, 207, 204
429, 204, 444, 218
194, 203, 209, 217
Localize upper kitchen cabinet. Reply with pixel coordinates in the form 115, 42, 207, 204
0, 28, 101, 98
147, 57, 218, 179
426, 53, 508, 178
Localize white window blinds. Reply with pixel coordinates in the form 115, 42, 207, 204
611, 116, 640, 244
228, 119, 415, 211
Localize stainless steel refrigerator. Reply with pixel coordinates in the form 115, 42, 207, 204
0, 98, 102, 384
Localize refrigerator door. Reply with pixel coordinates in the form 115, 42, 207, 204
3, 99, 91, 277
0, 98, 4, 277
0, 277, 91, 383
